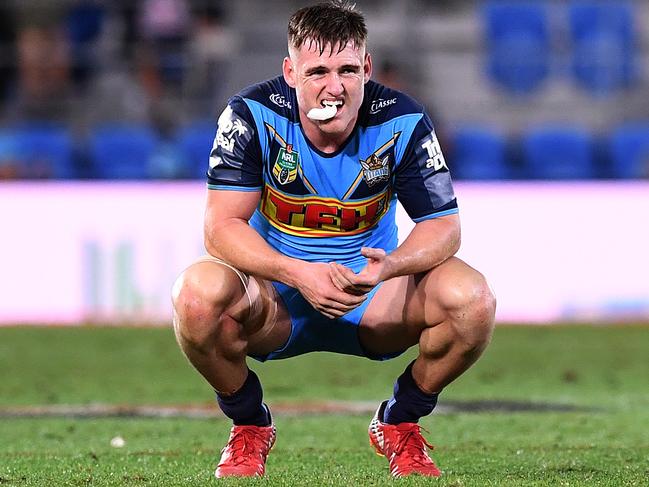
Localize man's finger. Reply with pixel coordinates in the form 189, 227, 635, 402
352, 281, 375, 293
332, 291, 366, 307
329, 263, 354, 291
331, 262, 359, 282
346, 266, 378, 288
320, 302, 350, 317
361, 246, 386, 261
330, 263, 367, 295
333, 263, 370, 289
320, 309, 337, 319
320, 299, 364, 318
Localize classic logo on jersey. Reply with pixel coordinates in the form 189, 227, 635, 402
269, 93, 292, 109
273, 144, 299, 184
421, 131, 448, 172
360, 133, 401, 187
370, 97, 397, 115
266, 123, 300, 185
260, 185, 390, 237
215, 106, 248, 153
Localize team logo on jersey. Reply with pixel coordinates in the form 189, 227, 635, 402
260, 185, 390, 237
361, 153, 390, 186
273, 144, 299, 184
266, 123, 301, 185
360, 133, 401, 187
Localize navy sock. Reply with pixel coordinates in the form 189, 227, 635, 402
216, 369, 271, 426
383, 361, 439, 424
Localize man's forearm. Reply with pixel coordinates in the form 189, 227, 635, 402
383, 216, 460, 280
205, 218, 301, 287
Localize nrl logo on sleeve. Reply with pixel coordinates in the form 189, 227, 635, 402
265, 122, 300, 185
273, 144, 299, 184
269, 93, 292, 109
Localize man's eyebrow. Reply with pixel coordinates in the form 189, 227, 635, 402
305, 65, 328, 75
305, 63, 361, 75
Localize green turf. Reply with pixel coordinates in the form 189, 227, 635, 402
1, 325, 648, 485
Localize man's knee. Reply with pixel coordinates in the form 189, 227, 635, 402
437, 268, 496, 352
172, 263, 246, 350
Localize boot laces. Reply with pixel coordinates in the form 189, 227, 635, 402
392, 424, 435, 467
224, 427, 268, 466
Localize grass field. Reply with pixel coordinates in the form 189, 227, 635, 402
1, 325, 648, 486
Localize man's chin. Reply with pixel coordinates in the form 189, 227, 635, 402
317, 118, 346, 133
310, 114, 356, 140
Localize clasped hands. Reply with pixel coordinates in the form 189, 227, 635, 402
295, 247, 391, 319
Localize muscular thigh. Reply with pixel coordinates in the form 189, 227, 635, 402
358, 257, 474, 355
181, 256, 291, 355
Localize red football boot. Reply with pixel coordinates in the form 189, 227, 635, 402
215, 423, 276, 478
369, 401, 442, 478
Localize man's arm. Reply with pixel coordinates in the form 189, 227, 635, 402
377, 213, 460, 279
330, 214, 460, 294
204, 188, 297, 284
204, 189, 366, 318
330, 106, 460, 294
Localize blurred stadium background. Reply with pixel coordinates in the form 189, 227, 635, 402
0, 0, 647, 326
0, 0, 648, 181
1, 2, 648, 484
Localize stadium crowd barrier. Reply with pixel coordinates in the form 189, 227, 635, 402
1, 180, 648, 325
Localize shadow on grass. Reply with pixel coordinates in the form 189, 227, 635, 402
0, 399, 600, 419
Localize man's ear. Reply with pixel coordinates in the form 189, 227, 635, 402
364, 52, 373, 83
283, 56, 296, 88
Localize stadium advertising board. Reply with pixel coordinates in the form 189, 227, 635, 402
1, 181, 647, 324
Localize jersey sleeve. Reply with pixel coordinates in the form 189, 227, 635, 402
394, 113, 458, 222
207, 96, 263, 190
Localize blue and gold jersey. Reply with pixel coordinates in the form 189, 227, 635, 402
207, 76, 457, 266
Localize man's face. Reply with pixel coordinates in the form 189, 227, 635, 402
283, 40, 372, 142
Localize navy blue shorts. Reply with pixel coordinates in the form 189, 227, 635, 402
249, 278, 405, 362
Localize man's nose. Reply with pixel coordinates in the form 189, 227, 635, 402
325, 72, 344, 95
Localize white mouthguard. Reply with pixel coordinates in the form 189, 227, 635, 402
307, 103, 338, 121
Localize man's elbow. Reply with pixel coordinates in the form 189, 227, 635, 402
203, 234, 220, 258
203, 220, 224, 258
203, 217, 246, 259
447, 218, 461, 256
450, 230, 461, 256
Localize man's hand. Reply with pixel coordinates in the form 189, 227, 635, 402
293, 262, 367, 319
329, 247, 393, 296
